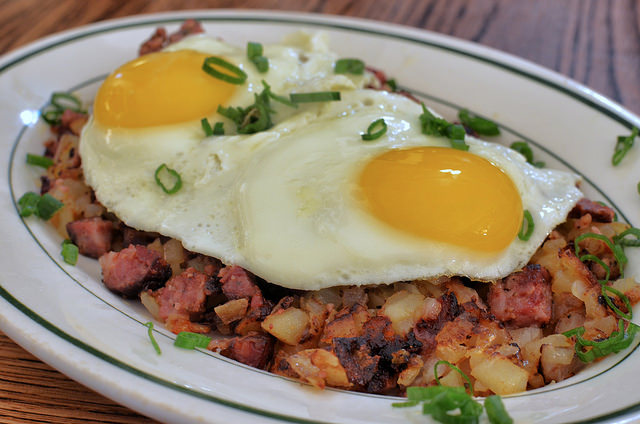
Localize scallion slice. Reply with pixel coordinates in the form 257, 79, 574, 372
334, 58, 365, 75
213, 122, 224, 135
51, 92, 84, 112
144, 321, 162, 355
18, 192, 41, 217
202, 57, 248, 85
518, 210, 534, 241
61, 240, 78, 265
154, 164, 182, 194
510, 141, 545, 168
174, 331, 212, 349
434, 360, 473, 395
575, 232, 626, 277
601, 284, 633, 320
485, 395, 513, 424
201, 118, 214, 136
361, 118, 387, 141
289, 91, 341, 103
565, 320, 639, 363
419, 104, 470, 150
26, 153, 54, 169
37, 193, 63, 220
613, 227, 640, 247
458, 109, 500, 136
262, 80, 297, 108
247, 42, 269, 73
387, 78, 397, 92
612, 127, 638, 166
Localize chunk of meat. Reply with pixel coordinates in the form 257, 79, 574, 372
569, 198, 615, 223
413, 292, 460, 354
99, 245, 171, 298
139, 19, 204, 55
155, 267, 214, 333
66, 217, 113, 258
227, 332, 274, 369
219, 265, 260, 300
488, 264, 553, 327
121, 226, 161, 247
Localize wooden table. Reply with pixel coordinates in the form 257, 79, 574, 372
0, 1, 638, 423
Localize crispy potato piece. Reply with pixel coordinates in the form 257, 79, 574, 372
261, 307, 309, 345
287, 349, 351, 389
214, 298, 249, 325
380, 290, 425, 336
469, 351, 528, 395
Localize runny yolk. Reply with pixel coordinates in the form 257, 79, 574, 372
94, 50, 236, 128
358, 146, 523, 252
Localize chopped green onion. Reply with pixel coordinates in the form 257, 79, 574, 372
458, 109, 500, 136
575, 232, 626, 277
361, 119, 387, 141
434, 360, 473, 395
510, 141, 545, 168
202, 56, 248, 85
154, 164, 182, 194
613, 227, 640, 247
387, 78, 397, 92
18, 192, 41, 217
174, 331, 212, 349
420, 104, 470, 151
61, 240, 78, 265
334, 58, 365, 75
638, 181, 640, 196
26, 153, 54, 169
579, 254, 611, 281
18, 192, 63, 220
41, 92, 85, 126
485, 395, 513, 424
262, 81, 297, 108
201, 118, 214, 136
247, 42, 269, 73
51, 92, 84, 112
213, 122, 224, 135
289, 91, 341, 103
37, 193, 63, 220
564, 320, 639, 363
600, 284, 633, 320
144, 321, 162, 355
518, 210, 534, 241
612, 127, 638, 166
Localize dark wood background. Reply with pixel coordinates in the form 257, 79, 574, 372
0, 0, 638, 422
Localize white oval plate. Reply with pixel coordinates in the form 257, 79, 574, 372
1, 10, 640, 424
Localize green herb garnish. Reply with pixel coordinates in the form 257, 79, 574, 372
154, 164, 182, 194
201, 118, 214, 136
41, 92, 85, 126
213, 122, 224, 135
361, 118, 387, 141
247, 42, 269, 73
26, 153, 54, 169
61, 240, 79, 265
387, 78, 397, 91
612, 127, 638, 166
174, 331, 212, 349
510, 141, 545, 168
18, 192, 64, 220
420, 104, 469, 151
334, 58, 365, 75
564, 319, 640, 363
613, 227, 640, 247
575, 232, 626, 277
202, 56, 248, 84
458, 109, 500, 136
144, 321, 162, 355
289, 91, 341, 103
518, 210, 534, 241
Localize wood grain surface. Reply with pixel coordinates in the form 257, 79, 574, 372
0, 0, 638, 423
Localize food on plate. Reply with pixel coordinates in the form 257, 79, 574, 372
22, 20, 640, 398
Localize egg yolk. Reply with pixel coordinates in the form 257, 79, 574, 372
94, 50, 236, 128
358, 146, 523, 252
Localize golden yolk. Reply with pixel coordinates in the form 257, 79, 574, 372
94, 50, 236, 128
358, 146, 523, 252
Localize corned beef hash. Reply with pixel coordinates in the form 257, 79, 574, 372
20, 20, 640, 402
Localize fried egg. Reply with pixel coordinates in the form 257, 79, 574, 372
81, 35, 583, 290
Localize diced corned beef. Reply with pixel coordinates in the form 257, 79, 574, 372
100, 245, 171, 298
219, 265, 260, 300
488, 264, 552, 327
139, 19, 204, 56
66, 217, 113, 258
569, 198, 615, 223
155, 267, 215, 333
121, 226, 161, 247
227, 332, 274, 369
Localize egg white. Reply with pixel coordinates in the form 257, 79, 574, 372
82, 86, 582, 290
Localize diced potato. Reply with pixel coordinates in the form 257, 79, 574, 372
163, 239, 187, 275
261, 307, 309, 345
470, 352, 528, 395
286, 348, 351, 389
214, 298, 249, 325
140, 290, 159, 319
380, 290, 425, 336
438, 367, 464, 388
397, 355, 424, 387
509, 327, 543, 349
540, 343, 576, 383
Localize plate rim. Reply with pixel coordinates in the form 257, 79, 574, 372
2, 9, 640, 424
